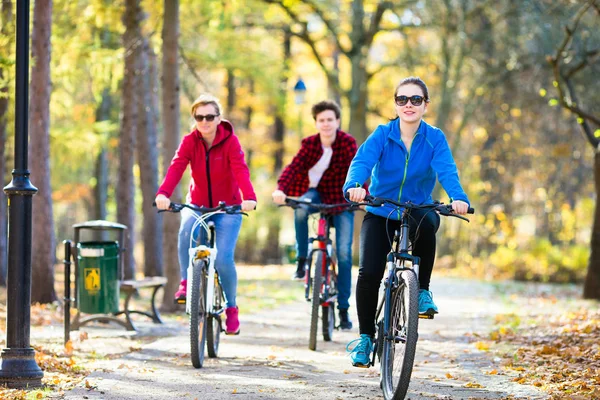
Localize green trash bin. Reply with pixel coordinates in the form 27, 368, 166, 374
77, 241, 120, 314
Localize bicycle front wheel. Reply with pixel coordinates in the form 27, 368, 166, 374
190, 261, 208, 368
207, 273, 223, 358
308, 252, 324, 351
381, 269, 419, 400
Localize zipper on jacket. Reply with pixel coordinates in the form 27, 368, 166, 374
396, 133, 419, 220
396, 154, 409, 220
204, 145, 214, 208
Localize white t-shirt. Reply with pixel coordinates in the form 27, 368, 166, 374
308, 146, 333, 188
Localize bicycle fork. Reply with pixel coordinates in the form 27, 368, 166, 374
186, 245, 218, 315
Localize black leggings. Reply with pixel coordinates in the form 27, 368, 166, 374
355, 210, 440, 336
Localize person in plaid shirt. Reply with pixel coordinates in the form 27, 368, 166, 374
272, 100, 358, 330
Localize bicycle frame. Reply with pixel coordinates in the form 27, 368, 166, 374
184, 210, 220, 317
305, 214, 336, 306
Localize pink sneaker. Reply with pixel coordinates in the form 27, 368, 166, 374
174, 279, 187, 303
225, 306, 240, 335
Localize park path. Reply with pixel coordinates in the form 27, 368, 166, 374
54, 276, 549, 400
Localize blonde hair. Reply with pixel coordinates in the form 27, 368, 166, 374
190, 94, 223, 117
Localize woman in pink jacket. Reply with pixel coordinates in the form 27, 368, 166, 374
155, 94, 256, 335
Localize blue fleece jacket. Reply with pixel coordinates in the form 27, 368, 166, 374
343, 119, 470, 219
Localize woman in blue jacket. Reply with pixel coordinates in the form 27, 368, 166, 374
343, 77, 470, 367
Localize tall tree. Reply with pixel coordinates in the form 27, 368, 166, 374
0, 0, 13, 286
160, 0, 181, 310
136, 31, 163, 277
118, 0, 141, 280
547, 0, 600, 299
263, 0, 405, 141
30, 0, 56, 303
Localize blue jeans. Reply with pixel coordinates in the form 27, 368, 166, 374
294, 189, 354, 310
178, 208, 242, 308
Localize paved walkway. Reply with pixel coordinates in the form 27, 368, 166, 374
51, 277, 548, 400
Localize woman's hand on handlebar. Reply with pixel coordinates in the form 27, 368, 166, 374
241, 200, 257, 212
451, 200, 469, 215
155, 194, 171, 210
346, 187, 366, 203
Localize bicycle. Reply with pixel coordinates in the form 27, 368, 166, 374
157, 201, 245, 368
356, 195, 473, 400
281, 197, 359, 351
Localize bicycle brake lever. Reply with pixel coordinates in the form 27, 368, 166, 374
452, 214, 470, 222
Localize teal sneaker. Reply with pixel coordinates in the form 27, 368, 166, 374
346, 334, 373, 368
418, 289, 439, 315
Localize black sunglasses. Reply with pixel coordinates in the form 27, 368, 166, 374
394, 95, 425, 107
194, 114, 219, 122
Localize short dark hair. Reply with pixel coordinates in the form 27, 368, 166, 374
394, 76, 430, 102
311, 100, 341, 120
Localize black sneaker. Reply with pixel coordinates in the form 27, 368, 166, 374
339, 309, 353, 330
292, 257, 306, 281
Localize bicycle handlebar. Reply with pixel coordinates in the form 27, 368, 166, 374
152, 201, 247, 216
280, 197, 363, 212
355, 195, 474, 222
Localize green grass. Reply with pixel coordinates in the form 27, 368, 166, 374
236, 265, 305, 312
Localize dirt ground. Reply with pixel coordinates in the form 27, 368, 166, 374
29, 270, 563, 400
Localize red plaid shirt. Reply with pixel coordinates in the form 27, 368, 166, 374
277, 130, 357, 213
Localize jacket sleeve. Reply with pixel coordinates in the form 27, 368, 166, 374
430, 131, 470, 205
277, 138, 311, 194
343, 126, 386, 194
157, 135, 193, 198
227, 135, 257, 201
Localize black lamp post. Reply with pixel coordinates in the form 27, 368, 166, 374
293, 77, 307, 140
0, 0, 44, 388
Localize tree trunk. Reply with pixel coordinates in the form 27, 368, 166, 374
0, 0, 12, 286
30, 0, 56, 303
348, 57, 369, 142
93, 88, 111, 224
160, 0, 181, 311
117, 0, 141, 280
137, 36, 163, 277
583, 151, 600, 299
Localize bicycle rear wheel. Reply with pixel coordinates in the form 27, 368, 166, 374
190, 261, 208, 368
207, 273, 223, 358
308, 252, 324, 351
322, 260, 336, 341
381, 269, 419, 400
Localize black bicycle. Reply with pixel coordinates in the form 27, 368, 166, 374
281, 197, 360, 350
158, 201, 245, 368
358, 196, 474, 400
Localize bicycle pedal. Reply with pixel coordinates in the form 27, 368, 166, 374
175, 299, 186, 305
419, 313, 434, 319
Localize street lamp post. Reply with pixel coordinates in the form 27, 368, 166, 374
293, 78, 307, 140
0, 0, 44, 388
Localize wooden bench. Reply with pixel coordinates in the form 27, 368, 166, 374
71, 276, 168, 332
116, 277, 168, 331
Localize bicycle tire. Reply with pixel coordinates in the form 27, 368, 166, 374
375, 319, 384, 363
322, 259, 336, 341
381, 269, 419, 400
322, 304, 335, 342
308, 252, 324, 351
206, 273, 223, 358
190, 260, 208, 368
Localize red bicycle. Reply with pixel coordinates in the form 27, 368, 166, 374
282, 197, 359, 350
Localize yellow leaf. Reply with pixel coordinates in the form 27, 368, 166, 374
232, 389, 237, 394
474, 341, 490, 351
445, 373, 454, 379
464, 382, 485, 388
